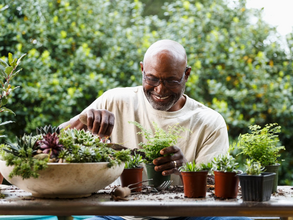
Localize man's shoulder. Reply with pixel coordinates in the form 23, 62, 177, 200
186, 96, 226, 125
103, 86, 142, 98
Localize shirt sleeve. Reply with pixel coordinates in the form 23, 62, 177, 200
195, 125, 229, 165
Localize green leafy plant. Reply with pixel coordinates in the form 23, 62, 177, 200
236, 123, 285, 166
0, 53, 26, 138
179, 160, 212, 172
0, 126, 131, 179
1, 134, 49, 179
245, 159, 264, 176
125, 152, 144, 169
129, 121, 187, 164
212, 154, 239, 173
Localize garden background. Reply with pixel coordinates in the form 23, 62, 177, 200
0, 0, 292, 184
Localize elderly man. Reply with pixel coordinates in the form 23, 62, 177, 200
61, 39, 250, 220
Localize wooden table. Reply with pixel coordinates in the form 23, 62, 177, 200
1, 185, 293, 220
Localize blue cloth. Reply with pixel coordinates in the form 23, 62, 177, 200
82, 217, 252, 220
0, 216, 58, 220
72, 216, 96, 220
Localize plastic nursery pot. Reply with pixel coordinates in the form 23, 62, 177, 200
120, 167, 143, 192
265, 164, 280, 193
145, 163, 170, 188
181, 171, 208, 198
214, 171, 239, 199
238, 172, 275, 202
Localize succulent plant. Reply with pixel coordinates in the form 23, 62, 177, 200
125, 152, 144, 169
245, 159, 264, 176
58, 128, 101, 148
212, 154, 239, 173
39, 133, 64, 158
3, 134, 37, 158
36, 125, 61, 135
179, 161, 212, 172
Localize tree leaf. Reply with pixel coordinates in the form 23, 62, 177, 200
0, 107, 16, 115
0, 121, 15, 126
4, 66, 13, 75
0, 59, 8, 67
8, 53, 13, 65
16, 54, 27, 66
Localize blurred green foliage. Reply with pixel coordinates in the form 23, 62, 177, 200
0, 0, 292, 184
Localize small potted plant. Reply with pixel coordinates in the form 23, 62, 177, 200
236, 123, 285, 193
129, 121, 187, 188
238, 160, 275, 202
212, 153, 240, 199
179, 161, 212, 198
120, 152, 144, 192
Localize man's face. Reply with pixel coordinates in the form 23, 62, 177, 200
141, 63, 188, 111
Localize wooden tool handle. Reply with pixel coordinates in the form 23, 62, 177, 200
113, 186, 131, 198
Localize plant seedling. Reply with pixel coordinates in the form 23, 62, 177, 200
236, 123, 285, 166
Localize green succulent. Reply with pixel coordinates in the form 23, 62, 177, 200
1, 134, 49, 179
3, 134, 38, 158
212, 154, 239, 173
36, 125, 61, 135
125, 152, 144, 169
245, 159, 264, 176
179, 160, 212, 172
58, 128, 101, 148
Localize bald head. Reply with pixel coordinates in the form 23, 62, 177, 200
143, 40, 187, 68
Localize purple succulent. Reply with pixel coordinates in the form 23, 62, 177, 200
40, 133, 63, 158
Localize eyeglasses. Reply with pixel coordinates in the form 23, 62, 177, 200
143, 67, 189, 88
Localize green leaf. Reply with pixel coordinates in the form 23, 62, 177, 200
0, 59, 8, 67
16, 54, 26, 66
0, 121, 14, 126
0, 107, 15, 115
8, 53, 13, 65
4, 66, 13, 75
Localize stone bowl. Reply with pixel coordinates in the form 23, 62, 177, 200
0, 160, 124, 198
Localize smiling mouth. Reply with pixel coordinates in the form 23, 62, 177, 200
152, 94, 170, 100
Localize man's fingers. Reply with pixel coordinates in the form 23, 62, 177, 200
97, 110, 115, 137
162, 168, 180, 176
86, 109, 95, 131
160, 145, 180, 155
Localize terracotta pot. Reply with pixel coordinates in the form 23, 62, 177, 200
238, 172, 275, 202
265, 163, 280, 193
0, 172, 3, 184
145, 163, 170, 188
214, 171, 239, 199
181, 171, 208, 198
120, 167, 143, 192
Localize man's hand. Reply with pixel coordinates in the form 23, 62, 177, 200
152, 146, 187, 176
82, 109, 115, 138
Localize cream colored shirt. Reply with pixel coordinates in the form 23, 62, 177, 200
82, 86, 229, 185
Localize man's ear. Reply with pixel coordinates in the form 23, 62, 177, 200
140, 61, 144, 73
185, 67, 191, 79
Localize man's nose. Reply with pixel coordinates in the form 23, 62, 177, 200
154, 81, 168, 94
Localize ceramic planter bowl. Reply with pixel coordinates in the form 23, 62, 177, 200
214, 171, 239, 199
120, 167, 143, 192
238, 172, 275, 202
181, 171, 208, 198
0, 160, 124, 198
